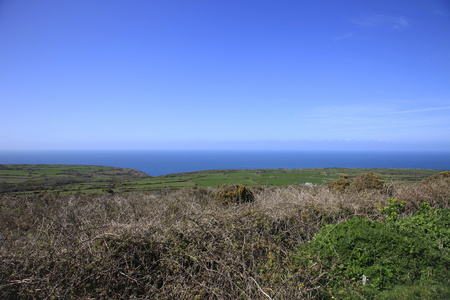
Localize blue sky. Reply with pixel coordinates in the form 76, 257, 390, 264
1, 0, 449, 151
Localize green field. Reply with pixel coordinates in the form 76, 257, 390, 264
0, 164, 444, 194
0, 164, 149, 193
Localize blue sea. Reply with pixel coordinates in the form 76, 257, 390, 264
1, 150, 449, 176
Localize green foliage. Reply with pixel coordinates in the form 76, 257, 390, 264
214, 183, 255, 205
382, 197, 405, 220
373, 281, 450, 299
297, 205, 450, 297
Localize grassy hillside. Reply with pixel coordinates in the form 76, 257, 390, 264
0, 164, 149, 193
0, 164, 443, 194
1, 167, 449, 299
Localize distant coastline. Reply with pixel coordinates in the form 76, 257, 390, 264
1, 150, 449, 176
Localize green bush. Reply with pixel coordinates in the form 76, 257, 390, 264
297, 205, 450, 297
382, 197, 405, 221
214, 183, 254, 205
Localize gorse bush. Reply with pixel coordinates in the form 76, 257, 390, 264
423, 170, 450, 182
351, 172, 386, 191
326, 172, 385, 192
325, 174, 351, 192
214, 183, 255, 205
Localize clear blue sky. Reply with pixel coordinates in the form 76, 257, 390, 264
1, 0, 449, 151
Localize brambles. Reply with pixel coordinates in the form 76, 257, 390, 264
423, 171, 450, 182
214, 183, 255, 205
421, 171, 450, 208
1, 171, 449, 299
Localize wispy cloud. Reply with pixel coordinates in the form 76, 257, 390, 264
426, 53, 450, 61
386, 106, 450, 114
294, 103, 450, 142
333, 32, 354, 41
433, 9, 450, 17
351, 14, 409, 30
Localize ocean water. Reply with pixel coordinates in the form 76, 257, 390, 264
1, 150, 449, 176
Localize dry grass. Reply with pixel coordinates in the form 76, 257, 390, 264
1, 177, 449, 299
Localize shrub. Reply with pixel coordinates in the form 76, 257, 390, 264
326, 172, 385, 192
214, 183, 255, 205
423, 171, 450, 183
381, 197, 405, 221
421, 173, 450, 208
326, 174, 351, 192
297, 205, 450, 297
350, 172, 385, 191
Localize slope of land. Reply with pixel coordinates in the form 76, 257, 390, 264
0, 164, 444, 194
0, 164, 150, 193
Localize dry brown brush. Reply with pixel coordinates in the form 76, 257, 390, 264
1, 176, 449, 299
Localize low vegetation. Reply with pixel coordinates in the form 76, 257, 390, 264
0, 168, 449, 299
299, 200, 449, 299
326, 172, 386, 193
214, 183, 255, 205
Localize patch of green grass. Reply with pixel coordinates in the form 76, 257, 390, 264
0, 170, 30, 176
223, 171, 261, 178
258, 177, 304, 185
0, 164, 149, 193
193, 175, 227, 181
195, 178, 257, 187
372, 281, 450, 299
144, 182, 194, 188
